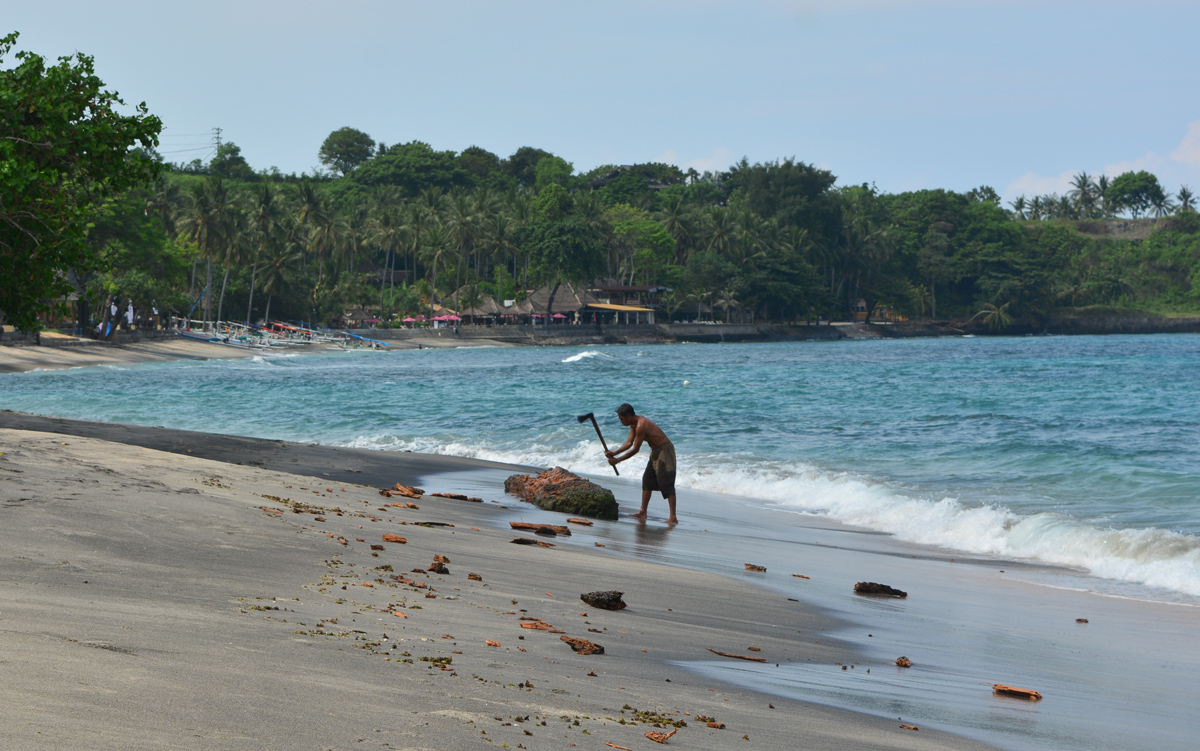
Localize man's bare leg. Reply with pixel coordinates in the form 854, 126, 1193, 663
632, 490, 651, 519
666, 495, 678, 524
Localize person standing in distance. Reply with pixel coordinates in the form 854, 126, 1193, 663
606, 403, 678, 523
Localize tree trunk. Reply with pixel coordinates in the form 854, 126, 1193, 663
264, 293, 272, 323
931, 279, 937, 320
246, 261, 258, 324
204, 257, 213, 329
217, 264, 230, 325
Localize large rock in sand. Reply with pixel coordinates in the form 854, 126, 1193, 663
504, 467, 619, 520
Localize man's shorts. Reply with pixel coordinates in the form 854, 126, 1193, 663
642, 441, 677, 499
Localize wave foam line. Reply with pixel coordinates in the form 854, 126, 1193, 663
340, 433, 1200, 597
561, 350, 608, 363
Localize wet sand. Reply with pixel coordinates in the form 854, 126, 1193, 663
0, 418, 997, 750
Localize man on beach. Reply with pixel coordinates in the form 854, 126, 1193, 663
606, 403, 678, 523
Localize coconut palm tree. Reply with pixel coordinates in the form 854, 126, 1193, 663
245, 183, 287, 323
980, 301, 1013, 331
176, 177, 233, 328
1178, 186, 1196, 214
257, 236, 303, 324
1069, 172, 1097, 218
1009, 195, 1027, 220
1151, 193, 1176, 218
658, 192, 695, 263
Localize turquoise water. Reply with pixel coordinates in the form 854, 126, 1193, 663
4, 334, 1200, 600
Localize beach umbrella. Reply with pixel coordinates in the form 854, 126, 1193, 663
403, 317, 416, 322
447, 315, 462, 321
552, 313, 567, 319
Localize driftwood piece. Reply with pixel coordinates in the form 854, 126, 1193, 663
854, 581, 907, 598
427, 562, 450, 574
792, 574, 810, 580
560, 636, 604, 654
895, 656, 912, 668
510, 521, 571, 536
433, 554, 450, 563
511, 536, 555, 547
707, 648, 767, 663
427, 492, 483, 501
900, 724, 919, 731
707, 722, 725, 729
467, 573, 483, 581
1076, 618, 1089, 623
644, 727, 678, 744
604, 744, 632, 750
566, 517, 594, 526
993, 684, 1042, 700
744, 563, 767, 573
485, 640, 500, 647
580, 590, 626, 611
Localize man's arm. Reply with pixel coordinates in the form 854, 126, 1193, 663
609, 425, 644, 465
606, 425, 635, 458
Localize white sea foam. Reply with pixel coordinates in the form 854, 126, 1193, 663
341, 433, 1200, 598
561, 350, 607, 363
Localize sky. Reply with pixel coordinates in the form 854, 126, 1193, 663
7, 0, 1200, 203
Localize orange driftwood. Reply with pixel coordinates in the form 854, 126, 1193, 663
895, 657, 912, 667
644, 727, 679, 744
382, 533, 407, 543
433, 554, 450, 563
707, 649, 767, 663
707, 722, 725, 729
900, 724, 919, 731
485, 640, 500, 647
427, 562, 450, 574
792, 574, 811, 579
993, 684, 1042, 700
468, 573, 483, 581
604, 744, 632, 750
510, 521, 571, 536
744, 563, 766, 572
430, 492, 482, 502
259, 507, 283, 514
566, 517, 594, 526
560, 636, 604, 655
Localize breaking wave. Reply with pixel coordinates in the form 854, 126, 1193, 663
343, 432, 1200, 598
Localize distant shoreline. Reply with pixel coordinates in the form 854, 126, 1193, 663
4, 314, 1199, 374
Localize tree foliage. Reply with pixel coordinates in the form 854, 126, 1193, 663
0, 32, 162, 331
318, 127, 376, 176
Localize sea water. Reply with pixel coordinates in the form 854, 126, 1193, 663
5, 334, 1199, 749
5, 335, 1199, 603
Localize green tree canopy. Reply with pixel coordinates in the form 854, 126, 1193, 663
346, 140, 470, 198
210, 141, 255, 181
1106, 170, 1166, 218
0, 31, 162, 332
319, 127, 376, 176
502, 146, 554, 187
534, 156, 574, 191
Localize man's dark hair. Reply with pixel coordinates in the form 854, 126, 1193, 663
616, 403, 635, 417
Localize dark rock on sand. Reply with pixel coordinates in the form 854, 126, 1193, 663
855, 581, 908, 598
504, 467, 618, 520
581, 590, 626, 611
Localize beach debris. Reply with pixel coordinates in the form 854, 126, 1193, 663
587, 670, 598, 676
707, 721, 725, 729
854, 581, 908, 598
393, 611, 407, 618
561, 636, 604, 655
336, 536, 349, 546
427, 561, 450, 574
747, 647, 761, 652
314, 516, 327, 522
581, 590, 627, 611
595, 542, 606, 547
519, 618, 555, 630
510, 521, 571, 536
259, 506, 283, 514
486, 640, 501, 647
504, 467, 619, 520
707, 649, 767, 663
429, 492, 482, 502
566, 517, 594, 526
387, 484, 424, 498
382, 533, 407, 544
744, 563, 767, 572
604, 744, 632, 750
792, 574, 810, 579
900, 724, 919, 731
992, 684, 1042, 700
895, 656, 912, 668
511, 536, 555, 547
433, 554, 450, 563
644, 727, 678, 744
1076, 618, 1089, 623
468, 573, 483, 581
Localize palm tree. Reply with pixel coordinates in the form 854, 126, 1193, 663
368, 206, 409, 318
1009, 195, 1027, 220
1069, 172, 1097, 218
979, 301, 1013, 331
911, 285, 930, 319
1097, 175, 1113, 217
418, 222, 453, 316
257, 239, 303, 324
1178, 186, 1196, 214
702, 207, 735, 257
1028, 195, 1045, 221
245, 182, 287, 323
176, 177, 233, 328
658, 192, 695, 263
715, 287, 740, 323
1151, 193, 1176, 218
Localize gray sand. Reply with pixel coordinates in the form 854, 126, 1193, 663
0, 425, 998, 750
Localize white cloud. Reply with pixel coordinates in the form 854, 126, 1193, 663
1003, 169, 1076, 201
1169, 119, 1200, 168
655, 147, 736, 175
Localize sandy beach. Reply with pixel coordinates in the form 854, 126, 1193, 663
0, 416, 998, 750
0, 335, 518, 375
